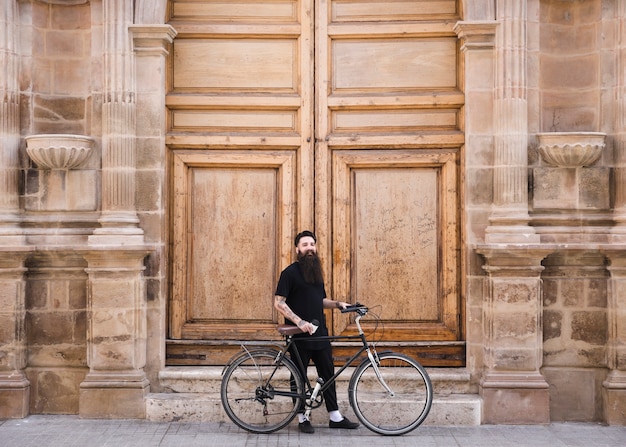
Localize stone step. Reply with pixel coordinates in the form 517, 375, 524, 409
157, 366, 475, 394
146, 367, 481, 425
145, 392, 481, 426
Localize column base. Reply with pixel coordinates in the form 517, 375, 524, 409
79, 371, 149, 418
610, 228, 626, 244
480, 372, 550, 424
603, 370, 626, 425
485, 225, 541, 244
88, 227, 146, 246
0, 372, 30, 418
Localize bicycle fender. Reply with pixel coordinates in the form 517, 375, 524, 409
221, 348, 282, 376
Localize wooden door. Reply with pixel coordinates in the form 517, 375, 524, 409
166, 0, 464, 366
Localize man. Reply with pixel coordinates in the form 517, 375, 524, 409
274, 230, 360, 434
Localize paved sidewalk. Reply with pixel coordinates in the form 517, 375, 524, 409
1, 415, 625, 447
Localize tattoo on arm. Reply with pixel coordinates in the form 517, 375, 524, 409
274, 295, 303, 326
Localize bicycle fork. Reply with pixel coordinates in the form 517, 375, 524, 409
366, 348, 395, 397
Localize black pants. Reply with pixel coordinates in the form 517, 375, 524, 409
289, 342, 338, 413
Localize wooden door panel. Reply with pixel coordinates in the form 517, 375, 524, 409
174, 39, 298, 92
355, 167, 440, 322
189, 168, 276, 322
170, 151, 296, 341
330, 0, 458, 21
331, 150, 459, 341
332, 38, 457, 91
171, 1, 299, 22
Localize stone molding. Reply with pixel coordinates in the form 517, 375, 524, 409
130, 25, 177, 57
454, 21, 497, 52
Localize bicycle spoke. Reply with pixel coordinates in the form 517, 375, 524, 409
221, 351, 303, 434
349, 353, 433, 435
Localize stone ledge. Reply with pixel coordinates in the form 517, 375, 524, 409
157, 366, 474, 395
145, 392, 482, 426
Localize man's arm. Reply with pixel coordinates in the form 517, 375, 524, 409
323, 298, 350, 310
274, 295, 315, 334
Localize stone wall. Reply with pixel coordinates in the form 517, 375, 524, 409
542, 253, 609, 421
539, 0, 603, 133
24, 254, 88, 414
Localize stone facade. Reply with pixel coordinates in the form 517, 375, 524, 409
1, 0, 626, 425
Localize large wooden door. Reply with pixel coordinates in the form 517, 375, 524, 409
166, 0, 464, 366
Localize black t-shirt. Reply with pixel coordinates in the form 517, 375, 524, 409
275, 261, 329, 348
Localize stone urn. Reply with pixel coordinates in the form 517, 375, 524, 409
25, 134, 95, 169
536, 132, 606, 168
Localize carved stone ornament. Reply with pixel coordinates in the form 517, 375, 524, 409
536, 132, 606, 168
25, 134, 95, 170
39, 1, 89, 5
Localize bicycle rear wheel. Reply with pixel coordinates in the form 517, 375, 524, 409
348, 352, 433, 435
221, 350, 304, 434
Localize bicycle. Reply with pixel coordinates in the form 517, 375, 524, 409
220, 303, 433, 436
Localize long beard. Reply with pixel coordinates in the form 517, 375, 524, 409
298, 251, 324, 284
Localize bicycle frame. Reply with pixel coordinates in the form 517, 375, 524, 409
221, 305, 433, 435
261, 312, 393, 417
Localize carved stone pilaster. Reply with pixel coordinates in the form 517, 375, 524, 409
485, 0, 538, 244
79, 249, 151, 418
613, 0, 626, 241
0, 0, 24, 245
90, 0, 144, 245
602, 249, 626, 424
0, 252, 30, 418
477, 246, 551, 423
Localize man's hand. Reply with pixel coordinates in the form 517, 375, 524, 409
322, 299, 350, 310
297, 319, 317, 335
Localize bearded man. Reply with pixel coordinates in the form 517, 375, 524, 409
274, 230, 360, 434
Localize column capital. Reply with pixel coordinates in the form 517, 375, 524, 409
454, 21, 497, 51
476, 245, 551, 276
82, 247, 152, 270
130, 24, 177, 57
602, 247, 626, 271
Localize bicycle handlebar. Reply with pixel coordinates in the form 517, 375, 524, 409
340, 302, 368, 316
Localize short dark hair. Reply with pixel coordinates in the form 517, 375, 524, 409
294, 230, 316, 246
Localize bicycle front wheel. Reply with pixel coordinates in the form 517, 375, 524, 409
221, 350, 304, 434
348, 352, 433, 435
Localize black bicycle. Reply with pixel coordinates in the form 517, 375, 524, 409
220, 303, 433, 435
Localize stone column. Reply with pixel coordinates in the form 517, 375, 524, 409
79, 249, 151, 418
0, 2, 28, 417
485, 0, 538, 243
477, 247, 551, 423
603, 249, 626, 424
0, 0, 23, 245
130, 24, 176, 387
89, 0, 144, 245
454, 20, 497, 383
0, 253, 29, 418
613, 0, 626, 241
